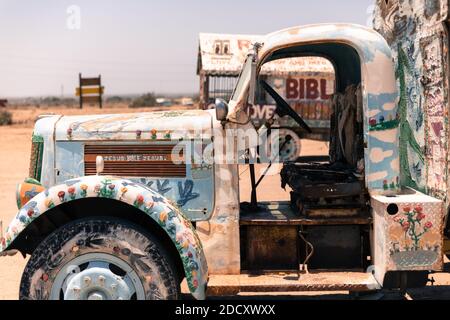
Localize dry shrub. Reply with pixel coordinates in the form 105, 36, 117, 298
0, 110, 12, 126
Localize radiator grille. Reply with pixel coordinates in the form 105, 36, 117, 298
84, 144, 186, 177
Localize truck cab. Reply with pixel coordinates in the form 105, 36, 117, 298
0, 23, 445, 300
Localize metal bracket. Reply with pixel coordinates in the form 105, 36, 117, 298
187, 208, 208, 215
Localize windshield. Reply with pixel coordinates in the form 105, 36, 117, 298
230, 55, 253, 103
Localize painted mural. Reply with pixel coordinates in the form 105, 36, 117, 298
0, 175, 209, 300
374, 0, 448, 199
372, 193, 443, 276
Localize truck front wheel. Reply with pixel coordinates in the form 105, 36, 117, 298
19, 218, 179, 300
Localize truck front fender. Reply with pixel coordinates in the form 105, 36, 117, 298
0, 175, 208, 300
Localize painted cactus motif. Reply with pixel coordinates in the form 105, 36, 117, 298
396, 46, 425, 190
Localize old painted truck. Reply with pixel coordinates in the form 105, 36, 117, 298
0, 23, 446, 300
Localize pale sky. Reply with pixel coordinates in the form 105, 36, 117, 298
0, 0, 374, 97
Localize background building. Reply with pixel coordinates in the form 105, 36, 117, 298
197, 33, 335, 140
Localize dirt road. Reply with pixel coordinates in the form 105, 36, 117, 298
0, 126, 31, 299
0, 108, 449, 299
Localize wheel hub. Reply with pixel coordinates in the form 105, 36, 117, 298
64, 267, 132, 300
50, 253, 145, 300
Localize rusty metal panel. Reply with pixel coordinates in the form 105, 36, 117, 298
243, 225, 298, 271
206, 272, 380, 296
301, 225, 363, 270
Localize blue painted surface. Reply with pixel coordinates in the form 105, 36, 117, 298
54, 141, 215, 221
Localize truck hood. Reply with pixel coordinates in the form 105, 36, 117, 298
54, 109, 213, 141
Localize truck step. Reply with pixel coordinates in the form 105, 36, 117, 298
206, 272, 380, 296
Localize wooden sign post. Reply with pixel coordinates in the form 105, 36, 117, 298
76, 73, 104, 109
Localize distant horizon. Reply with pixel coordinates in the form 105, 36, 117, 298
5, 92, 199, 100
0, 0, 374, 97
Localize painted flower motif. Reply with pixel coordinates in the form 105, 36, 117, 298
121, 187, 128, 194
1, 237, 5, 247
68, 186, 76, 200
193, 279, 198, 289
183, 219, 191, 228
395, 204, 433, 250
79, 184, 88, 198
151, 129, 157, 139
393, 216, 402, 223
417, 213, 426, 221
401, 221, 410, 232
57, 191, 66, 202
27, 209, 34, 218
67, 128, 73, 139
159, 211, 168, 223
45, 198, 55, 209
136, 130, 142, 139
187, 251, 193, 258
94, 184, 101, 194
164, 130, 171, 139
182, 240, 189, 249
108, 184, 116, 190
134, 194, 144, 207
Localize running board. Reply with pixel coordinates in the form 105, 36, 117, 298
206, 272, 381, 296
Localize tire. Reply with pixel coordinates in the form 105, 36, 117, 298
19, 218, 179, 300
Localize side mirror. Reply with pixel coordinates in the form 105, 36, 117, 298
215, 98, 229, 122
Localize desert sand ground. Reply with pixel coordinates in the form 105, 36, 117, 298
0, 105, 449, 300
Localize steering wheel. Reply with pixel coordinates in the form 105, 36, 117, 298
259, 80, 312, 133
